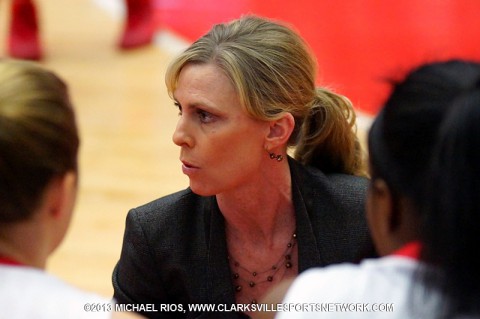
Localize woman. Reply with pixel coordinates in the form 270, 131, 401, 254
113, 15, 372, 318
259, 60, 480, 319
0, 60, 140, 318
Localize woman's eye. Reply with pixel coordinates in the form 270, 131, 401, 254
197, 110, 215, 123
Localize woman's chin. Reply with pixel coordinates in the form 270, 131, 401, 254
188, 183, 216, 197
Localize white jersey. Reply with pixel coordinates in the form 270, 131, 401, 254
276, 255, 441, 319
0, 264, 113, 319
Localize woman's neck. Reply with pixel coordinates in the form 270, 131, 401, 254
219, 161, 298, 308
0, 222, 48, 269
217, 161, 294, 244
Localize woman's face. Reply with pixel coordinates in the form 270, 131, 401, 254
172, 63, 269, 196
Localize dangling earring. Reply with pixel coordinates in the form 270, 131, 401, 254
269, 152, 284, 162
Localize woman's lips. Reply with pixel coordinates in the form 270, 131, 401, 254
181, 160, 199, 175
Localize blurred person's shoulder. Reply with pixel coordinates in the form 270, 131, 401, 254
0, 264, 112, 318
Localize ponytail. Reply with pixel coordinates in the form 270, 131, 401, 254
294, 87, 367, 177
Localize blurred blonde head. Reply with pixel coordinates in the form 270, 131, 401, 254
0, 60, 79, 224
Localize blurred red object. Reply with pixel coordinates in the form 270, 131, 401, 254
8, 0, 42, 60
118, 0, 154, 49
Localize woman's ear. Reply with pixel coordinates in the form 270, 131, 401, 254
366, 178, 396, 256
44, 171, 78, 220
265, 112, 295, 149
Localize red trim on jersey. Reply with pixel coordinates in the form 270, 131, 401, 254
391, 241, 421, 260
0, 256, 24, 266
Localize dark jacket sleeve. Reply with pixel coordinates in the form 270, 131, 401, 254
113, 209, 163, 303
112, 189, 225, 319
113, 209, 184, 319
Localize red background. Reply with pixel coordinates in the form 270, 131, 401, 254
152, 0, 480, 115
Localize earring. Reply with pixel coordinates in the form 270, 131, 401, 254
269, 152, 284, 162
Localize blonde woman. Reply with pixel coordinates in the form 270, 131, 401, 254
113, 15, 373, 318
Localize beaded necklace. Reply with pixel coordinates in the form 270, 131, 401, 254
228, 232, 297, 304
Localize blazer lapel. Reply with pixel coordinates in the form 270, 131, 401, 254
289, 156, 334, 271
291, 166, 324, 271
205, 196, 237, 305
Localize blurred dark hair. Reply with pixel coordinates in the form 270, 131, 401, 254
421, 69, 480, 317
368, 59, 480, 209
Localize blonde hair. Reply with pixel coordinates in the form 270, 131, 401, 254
0, 60, 79, 223
166, 15, 366, 176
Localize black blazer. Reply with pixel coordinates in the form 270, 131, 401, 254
112, 158, 373, 318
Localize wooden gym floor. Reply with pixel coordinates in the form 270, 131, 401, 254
1, 0, 189, 297
0, 0, 369, 298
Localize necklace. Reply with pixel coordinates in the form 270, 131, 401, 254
228, 232, 297, 304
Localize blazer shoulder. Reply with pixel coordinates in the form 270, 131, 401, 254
291, 158, 369, 197
291, 159, 369, 216
324, 173, 369, 195
130, 188, 206, 225
289, 158, 374, 263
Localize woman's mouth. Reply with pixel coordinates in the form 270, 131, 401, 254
181, 160, 199, 175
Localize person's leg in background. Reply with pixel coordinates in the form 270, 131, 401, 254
8, 0, 42, 60
118, 0, 154, 49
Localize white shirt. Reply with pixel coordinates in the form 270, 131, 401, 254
275, 255, 440, 319
0, 264, 113, 319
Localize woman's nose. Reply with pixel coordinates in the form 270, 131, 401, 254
172, 117, 193, 148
